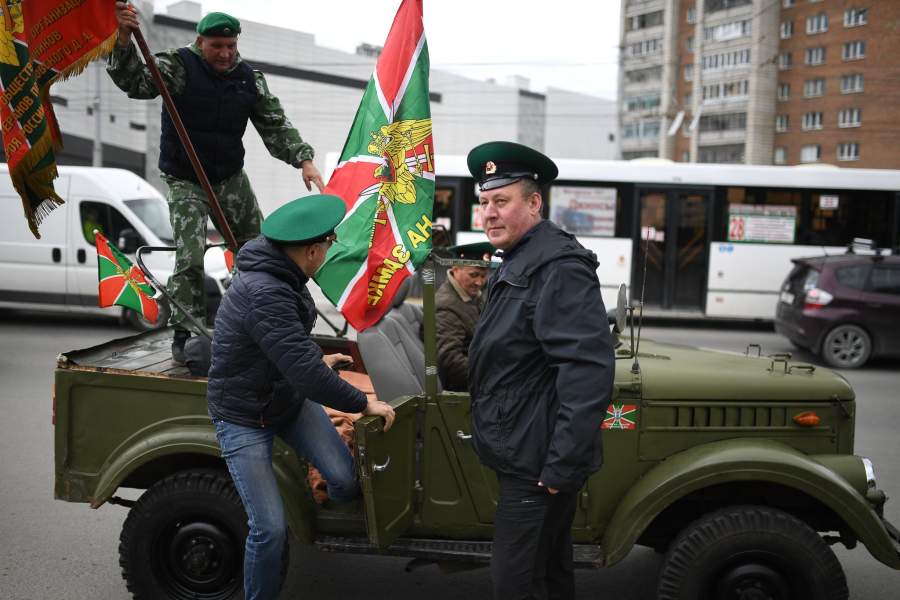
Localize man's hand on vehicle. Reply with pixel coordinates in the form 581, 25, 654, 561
322, 353, 353, 370
300, 160, 325, 192
114, 2, 139, 48
363, 399, 396, 432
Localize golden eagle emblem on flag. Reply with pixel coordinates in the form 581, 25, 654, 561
367, 118, 433, 207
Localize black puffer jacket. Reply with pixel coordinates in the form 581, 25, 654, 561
468, 220, 615, 492
207, 236, 367, 428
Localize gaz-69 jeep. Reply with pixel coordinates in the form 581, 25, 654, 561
53, 260, 900, 599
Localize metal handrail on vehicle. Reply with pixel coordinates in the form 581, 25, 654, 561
135, 245, 213, 341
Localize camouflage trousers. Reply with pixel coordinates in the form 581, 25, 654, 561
163, 170, 261, 329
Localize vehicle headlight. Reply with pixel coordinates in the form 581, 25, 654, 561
861, 457, 876, 490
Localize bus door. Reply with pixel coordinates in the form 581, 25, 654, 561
634, 188, 712, 311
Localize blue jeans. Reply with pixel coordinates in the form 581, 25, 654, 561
213, 400, 359, 600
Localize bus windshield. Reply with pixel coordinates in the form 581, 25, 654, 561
124, 198, 174, 245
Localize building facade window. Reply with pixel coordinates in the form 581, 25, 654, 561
780, 21, 793, 39
838, 108, 862, 127
687, 6, 697, 24
625, 93, 662, 112
803, 78, 825, 97
705, 0, 752, 12
704, 20, 752, 42
802, 111, 824, 130
843, 41, 866, 60
840, 73, 864, 93
698, 144, 745, 163
844, 8, 868, 28
626, 10, 664, 32
783, 0, 795, 7
806, 13, 829, 34
702, 49, 752, 71
774, 147, 787, 164
805, 47, 826, 66
778, 52, 793, 70
625, 66, 662, 84
686, 36, 695, 52
778, 83, 791, 100
838, 143, 860, 161
684, 64, 694, 81
775, 114, 790, 132
702, 80, 749, 103
684, 92, 694, 106
699, 112, 747, 132
623, 120, 662, 139
801, 144, 821, 163
629, 38, 663, 57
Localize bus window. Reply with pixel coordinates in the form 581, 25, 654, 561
723, 187, 801, 244
433, 187, 454, 234
548, 185, 619, 237
806, 191, 893, 247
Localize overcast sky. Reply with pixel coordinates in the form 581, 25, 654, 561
154, 0, 621, 99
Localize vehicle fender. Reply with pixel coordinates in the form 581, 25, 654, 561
90, 419, 316, 543
602, 437, 900, 569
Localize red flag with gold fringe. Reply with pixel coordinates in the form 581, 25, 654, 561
1, 0, 118, 238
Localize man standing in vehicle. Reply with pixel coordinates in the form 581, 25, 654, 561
466, 141, 616, 599
108, 3, 326, 362
435, 242, 491, 391
207, 194, 395, 600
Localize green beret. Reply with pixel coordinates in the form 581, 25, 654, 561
262, 194, 346, 245
196, 12, 241, 37
467, 141, 558, 192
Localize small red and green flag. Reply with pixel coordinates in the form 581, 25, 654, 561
602, 404, 638, 430
96, 231, 159, 324
1, 1, 118, 238
315, 0, 434, 331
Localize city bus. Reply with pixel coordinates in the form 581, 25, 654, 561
430, 156, 900, 320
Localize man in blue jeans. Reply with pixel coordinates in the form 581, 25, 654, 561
207, 194, 395, 599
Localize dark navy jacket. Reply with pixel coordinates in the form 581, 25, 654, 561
207, 236, 367, 428
159, 47, 258, 183
468, 220, 616, 492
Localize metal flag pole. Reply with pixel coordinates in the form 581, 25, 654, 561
129, 26, 239, 252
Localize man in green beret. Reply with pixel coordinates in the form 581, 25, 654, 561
465, 141, 615, 599
109, 2, 326, 363
434, 242, 492, 391
208, 194, 396, 600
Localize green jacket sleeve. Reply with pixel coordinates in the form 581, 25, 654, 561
106, 43, 186, 99
249, 71, 315, 166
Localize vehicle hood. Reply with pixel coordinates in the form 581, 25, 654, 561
634, 339, 855, 401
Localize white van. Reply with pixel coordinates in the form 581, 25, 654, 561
0, 165, 230, 329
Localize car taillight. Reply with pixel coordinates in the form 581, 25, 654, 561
804, 287, 833, 309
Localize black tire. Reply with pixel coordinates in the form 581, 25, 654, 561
821, 323, 872, 369
656, 505, 848, 600
124, 299, 171, 332
119, 469, 288, 599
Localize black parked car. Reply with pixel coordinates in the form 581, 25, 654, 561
775, 252, 900, 368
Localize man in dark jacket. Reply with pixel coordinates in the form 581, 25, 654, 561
207, 194, 395, 600
435, 243, 491, 391
110, 3, 326, 362
467, 141, 616, 600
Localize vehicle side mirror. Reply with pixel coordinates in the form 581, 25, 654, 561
118, 228, 141, 254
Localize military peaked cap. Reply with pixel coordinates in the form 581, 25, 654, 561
197, 12, 241, 37
467, 141, 558, 192
446, 241, 495, 266
261, 194, 345, 245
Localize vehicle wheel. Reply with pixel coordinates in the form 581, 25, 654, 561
124, 299, 171, 332
821, 324, 871, 369
656, 505, 848, 600
119, 469, 288, 599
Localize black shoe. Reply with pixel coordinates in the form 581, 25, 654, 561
172, 330, 190, 364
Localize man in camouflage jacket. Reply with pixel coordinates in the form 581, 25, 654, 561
108, 3, 324, 363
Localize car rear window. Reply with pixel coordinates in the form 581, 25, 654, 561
835, 265, 868, 290
871, 266, 900, 295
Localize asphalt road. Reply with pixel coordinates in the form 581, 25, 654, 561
1, 308, 898, 599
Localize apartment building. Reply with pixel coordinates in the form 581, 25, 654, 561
619, 0, 900, 168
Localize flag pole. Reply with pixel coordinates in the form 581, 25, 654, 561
130, 27, 239, 252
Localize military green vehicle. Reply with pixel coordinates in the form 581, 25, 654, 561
53, 261, 900, 600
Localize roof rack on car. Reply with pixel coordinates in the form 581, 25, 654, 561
846, 238, 883, 257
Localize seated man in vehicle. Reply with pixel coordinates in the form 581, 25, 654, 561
435, 242, 492, 391
206, 194, 395, 600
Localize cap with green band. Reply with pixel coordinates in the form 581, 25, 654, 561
262, 194, 346, 245
196, 12, 241, 37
